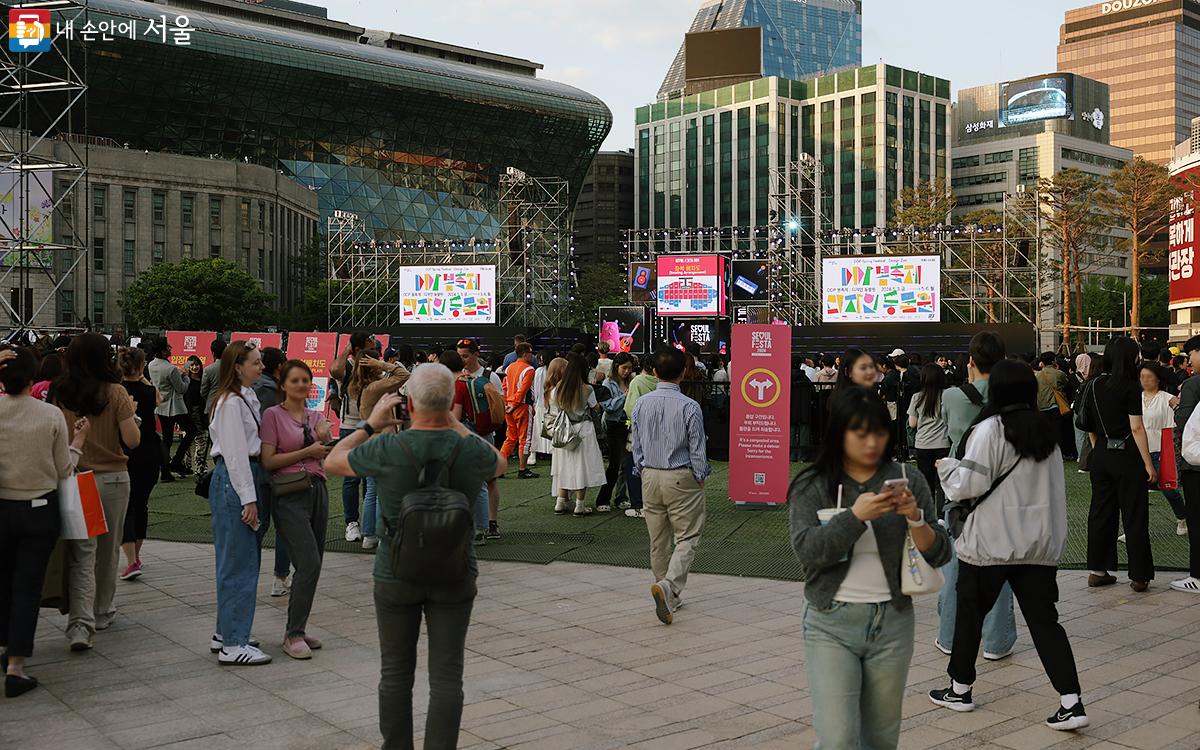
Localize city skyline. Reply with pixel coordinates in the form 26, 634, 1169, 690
319, 0, 1092, 151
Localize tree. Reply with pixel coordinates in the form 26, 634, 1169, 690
888, 178, 956, 255
1079, 273, 1168, 341
280, 232, 328, 330
568, 259, 628, 332
1098, 157, 1182, 338
1039, 169, 1106, 344
122, 258, 272, 331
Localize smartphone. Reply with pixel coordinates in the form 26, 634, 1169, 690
882, 478, 909, 494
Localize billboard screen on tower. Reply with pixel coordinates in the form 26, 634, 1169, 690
398, 265, 496, 324
822, 256, 940, 323
656, 255, 727, 317
999, 75, 1073, 127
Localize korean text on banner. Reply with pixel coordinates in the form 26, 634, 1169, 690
728, 324, 792, 504
231, 332, 282, 351
286, 332, 337, 412
165, 331, 216, 367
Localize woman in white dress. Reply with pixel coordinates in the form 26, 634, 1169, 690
547, 353, 606, 516
530, 351, 557, 460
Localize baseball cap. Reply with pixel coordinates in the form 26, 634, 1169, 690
455, 337, 480, 352
888, 348, 905, 358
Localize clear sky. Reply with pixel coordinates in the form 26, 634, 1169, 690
319, 0, 1090, 151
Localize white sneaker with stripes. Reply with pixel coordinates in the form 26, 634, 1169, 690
219, 644, 272, 665
1169, 576, 1200, 593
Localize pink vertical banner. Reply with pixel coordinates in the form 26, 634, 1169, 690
165, 331, 216, 367
232, 332, 283, 351
728, 324, 792, 505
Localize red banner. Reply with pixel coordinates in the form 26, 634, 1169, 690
165, 331, 216, 367
728, 324, 792, 504
286, 332, 337, 414
232, 332, 282, 351
1171, 165, 1200, 307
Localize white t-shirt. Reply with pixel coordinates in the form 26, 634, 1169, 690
1141, 390, 1174, 453
834, 523, 892, 603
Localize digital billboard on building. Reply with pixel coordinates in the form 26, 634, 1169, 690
956, 72, 1109, 145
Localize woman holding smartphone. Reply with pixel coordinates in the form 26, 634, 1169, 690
789, 386, 951, 749
259, 360, 331, 660
207, 342, 270, 665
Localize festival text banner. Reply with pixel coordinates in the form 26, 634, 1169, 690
399, 265, 496, 324
165, 331, 216, 367
285, 332, 337, 413
822, 255, 941, 323
728, 324, 792, 504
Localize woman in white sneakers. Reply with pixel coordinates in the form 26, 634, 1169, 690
207, 342, 270, 665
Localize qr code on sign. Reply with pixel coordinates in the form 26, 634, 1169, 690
751, 331, 770, 350
753, 472, 766, 485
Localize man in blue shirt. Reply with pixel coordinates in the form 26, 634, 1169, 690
632, 346, 709, 625
498, 333, 527, 374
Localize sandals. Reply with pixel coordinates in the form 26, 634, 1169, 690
573, 506, 594, 517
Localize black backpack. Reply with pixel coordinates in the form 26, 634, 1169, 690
381, 435, 474, 585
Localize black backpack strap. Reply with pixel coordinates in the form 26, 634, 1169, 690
959, 383, 984, 407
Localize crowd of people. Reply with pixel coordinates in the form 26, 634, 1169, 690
2, 326, 1200, 749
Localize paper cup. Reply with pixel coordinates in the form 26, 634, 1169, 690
817, 507, 847, 526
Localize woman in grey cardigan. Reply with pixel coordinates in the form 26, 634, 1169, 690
790, 386, 951, 750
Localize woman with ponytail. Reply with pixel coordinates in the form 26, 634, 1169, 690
929, 359, 1087, 732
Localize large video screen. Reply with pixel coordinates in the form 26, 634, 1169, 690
656, 255, 727, 317
598, 306, 650, 355
629, 261, 657, 304
999, 75, 1072, 127
399, 265, 496, 324
730, 260, 770, 302
822, 256, 940, 323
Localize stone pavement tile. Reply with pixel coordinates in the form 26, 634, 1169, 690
1132, 674, 1200, 698
223, 714, 345, 744
990, 722, 1085, 750
1157, 704, 1200, 732
931, 706, 1012, 734
898, 723, 960, 748
542, 696, 627, 723
1106, 722, 1197, 750
100, 716, 225, 750
626, 727, 719, 749
153, 735, 242, 750
467, 711, 559, 743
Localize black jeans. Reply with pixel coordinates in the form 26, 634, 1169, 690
950, 562, 1081, 695
160, 413, 197, 469
375, 577, 476, 750
916, 447, 951, 517
1087, 444, 1154, 582
1181, 472, 1200, 578
123, 453, 160, 544
0, 496, 60, 658
596, 420, 628, 508
272, 478, 328, 638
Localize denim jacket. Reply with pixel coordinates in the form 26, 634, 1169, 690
599, 378, 627, 423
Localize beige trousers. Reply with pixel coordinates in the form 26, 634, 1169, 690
641, 467, 706, 598
66, 471, 130, 635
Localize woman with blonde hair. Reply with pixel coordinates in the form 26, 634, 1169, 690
206, 341, 271, 665
546, 353, 606, 516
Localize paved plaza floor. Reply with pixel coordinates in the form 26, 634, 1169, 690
3, 541, 1200, 750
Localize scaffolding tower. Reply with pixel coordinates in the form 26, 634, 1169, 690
327, 169, 572, 330
0, 1, 89, 333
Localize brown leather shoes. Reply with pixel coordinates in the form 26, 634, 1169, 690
1088, 573, 1117, 587
1130, 581, 1149, 593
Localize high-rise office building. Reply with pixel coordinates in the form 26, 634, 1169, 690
1058, 0, 1200, 164
573, 150, 635, 263
658, 0, 862, 101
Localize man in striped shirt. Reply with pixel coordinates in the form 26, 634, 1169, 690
632, 346, 710, 625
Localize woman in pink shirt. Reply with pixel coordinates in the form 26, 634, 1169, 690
260, 360, 333, 660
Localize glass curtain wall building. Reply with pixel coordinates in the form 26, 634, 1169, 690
636, 64, 951, 235
11, 0, 612, 241
658, 0, 862, 100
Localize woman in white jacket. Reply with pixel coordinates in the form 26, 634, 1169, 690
929, 360, 1088, 732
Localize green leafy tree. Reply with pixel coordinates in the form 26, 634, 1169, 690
122, 258, 272, 331
889, 178, 956, 255
1079, 273, 1169, 337
280, 232, 328, 330
1098, 157, 1182, 337
569, 259, 629, 332
1039, 169, 1106, 344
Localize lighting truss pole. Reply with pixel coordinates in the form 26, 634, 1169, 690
326, 209, 371, 329
768, 154, 823, 325
0, 0, 90, 332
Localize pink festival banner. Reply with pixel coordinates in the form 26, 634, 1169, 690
728, 324, 792, 504
231, 332, 283, 351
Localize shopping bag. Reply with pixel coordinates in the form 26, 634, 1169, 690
59, 471, 107, 540
1159, 428, 1178, 491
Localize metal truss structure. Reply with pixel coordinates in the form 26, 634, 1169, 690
1, 0, 89, 332
327, 169, 572, 330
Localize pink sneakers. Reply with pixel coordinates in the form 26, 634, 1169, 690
119, 561, 143, 581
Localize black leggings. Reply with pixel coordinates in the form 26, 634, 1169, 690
160, 413, 197, 469
916, 447, 951, 517
0, 497, 60, 658
596, 421, 628, 508
123, 455, 160, 544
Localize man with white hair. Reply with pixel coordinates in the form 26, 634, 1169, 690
325, 363, 506, 749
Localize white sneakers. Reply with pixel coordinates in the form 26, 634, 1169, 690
210, 634, 260, 653
1170, 577, 1200, 593
345, 521, 362, 542
270, 576, 291, 597
362, 535, 379, 550
218, 644, 272, 666
1178, 519, 1189, 536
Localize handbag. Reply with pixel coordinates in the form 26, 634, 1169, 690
1053, 388, 1070, 416
1159, 427, 1179, 491
548, 409, 583, 450
59, 471, 107, 540
271, 471, 312, 496
900, 528, 944, 596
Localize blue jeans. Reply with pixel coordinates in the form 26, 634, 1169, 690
804, 601, 914, 750
937, 509, 1017, 653
339, 427, 378, 536
473, 483, 488, 532
625, 458, 643, 510
255, 482, 291, 579
209, 459, 265, 648
1151, 451, 1187, 520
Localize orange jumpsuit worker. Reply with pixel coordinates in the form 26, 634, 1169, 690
501, 343, 538, 478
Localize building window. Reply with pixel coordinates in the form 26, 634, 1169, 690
258, 202, 265, 231
92, 186, 106, 219
210, 197, 222, 228
984, 150, 1013, 164
123, 189, 137, 222
210, 244, 221, 259
153, 242, 164, 264
240, 198, 250, 229
1061, 147, 1125, 171
152, 191, 166, 224
181, 194, 194, 227
951, 172, 1008, 188
93, 291, 105, 326
92, 237, 105, 271
258, 249, 264, 279
957, 191, 1006, 207
123, 240, 135, 275
183, 243, 193, 258
60, 290, 74, 325
1018, 147, 1039, 182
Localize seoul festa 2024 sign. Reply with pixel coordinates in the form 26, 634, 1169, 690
822, 256, 941, 323
399, 265, 496, 324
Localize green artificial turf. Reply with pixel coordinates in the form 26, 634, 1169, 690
144, 461, 1190, 580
